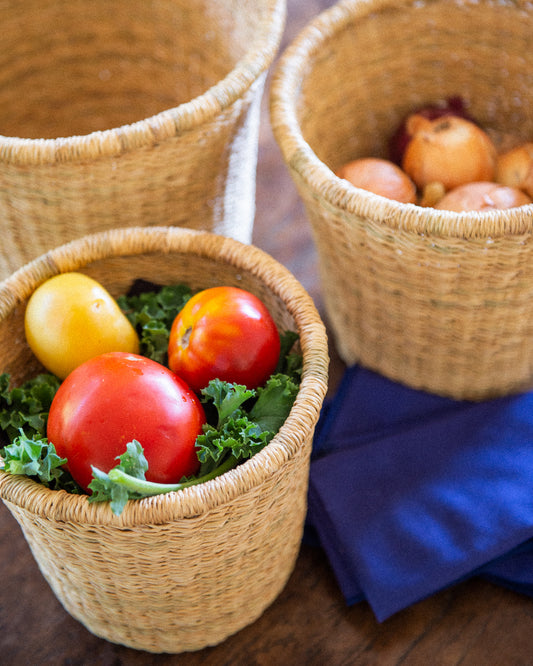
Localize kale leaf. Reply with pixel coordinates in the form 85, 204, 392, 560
117, 283, 193, 364
2, 430, 66, 486
88, 374, 300, 515
0, 372, 61, 444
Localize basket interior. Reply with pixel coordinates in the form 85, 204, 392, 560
296, 0, 533, 172
0, 249, 298, 388
0, 0, 274, 138
0, 228, 329, 525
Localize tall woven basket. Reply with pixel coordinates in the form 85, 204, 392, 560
271, 0, 533, 401
0, 0, 286, 280
0, 227, 329, 653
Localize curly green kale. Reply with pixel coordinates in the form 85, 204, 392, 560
0, 372, 60, 443
88, 374, 300, 515
117, 282, 193, 364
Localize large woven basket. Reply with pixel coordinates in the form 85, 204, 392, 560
0, 226, 328, 653
270, 0, 533, 401
0, 0, 286, 279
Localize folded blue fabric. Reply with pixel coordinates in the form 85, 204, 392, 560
307, 366, 533, 621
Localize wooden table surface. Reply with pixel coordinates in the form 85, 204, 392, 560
4, 1, 533, 664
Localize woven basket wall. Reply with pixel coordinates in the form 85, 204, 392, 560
0, 0, 286, 280
270, 0, 533, 401
0, 227, 329, 653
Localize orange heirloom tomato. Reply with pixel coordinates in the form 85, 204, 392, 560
168, 286, 281, 392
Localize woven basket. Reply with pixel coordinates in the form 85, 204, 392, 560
270, 0, 533, 400
0, 226, 329, 653
0, 0, 286, 280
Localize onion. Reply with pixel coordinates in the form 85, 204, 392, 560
401, 115, 497, 191
434, 181, 532, 212
389, 96, 472, 164
336, 157, 417, 203
495, 142, 533, 197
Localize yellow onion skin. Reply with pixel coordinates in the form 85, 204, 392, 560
389, 96, 472, 164
402, 115, 497, 191
434, 181, 532, 212
495, 142, 533, 197
336, 157, 417, 204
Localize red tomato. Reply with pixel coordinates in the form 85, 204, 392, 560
47, 352, 206, 492
168, 286, 281, 392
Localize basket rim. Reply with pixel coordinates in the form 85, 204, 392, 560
0, 226, 329, 526
0, 0, 286, 166
269, 0, 533, 240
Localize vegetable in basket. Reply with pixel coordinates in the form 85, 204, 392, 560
434, 181, 532, 212
495, 142, 533, 198
335, 95, 533, 211
46, 351, 206, 492
336, 157, 417, 204
168, 286, 281, 392
24, 272, 139, 379
0, 279, 302, 515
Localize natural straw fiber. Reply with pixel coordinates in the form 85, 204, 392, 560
270, 0, 533, 400
0, 227, 329, 653
0, 0, 286, 279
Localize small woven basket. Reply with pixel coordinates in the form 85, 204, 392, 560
271, 0, 533, 400
0, 226, 329, 653
0, 0, 286, 279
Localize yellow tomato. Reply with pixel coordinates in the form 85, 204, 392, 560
24, 272, 139, 379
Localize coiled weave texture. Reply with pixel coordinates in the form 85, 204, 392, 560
0, 226, 329, 652
0, 0, 286, 278
271, 0, 533, 400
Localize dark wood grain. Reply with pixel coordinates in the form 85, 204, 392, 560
3, 2, 533, 664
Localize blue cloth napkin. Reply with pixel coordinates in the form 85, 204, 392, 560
307, 365, 533, 621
